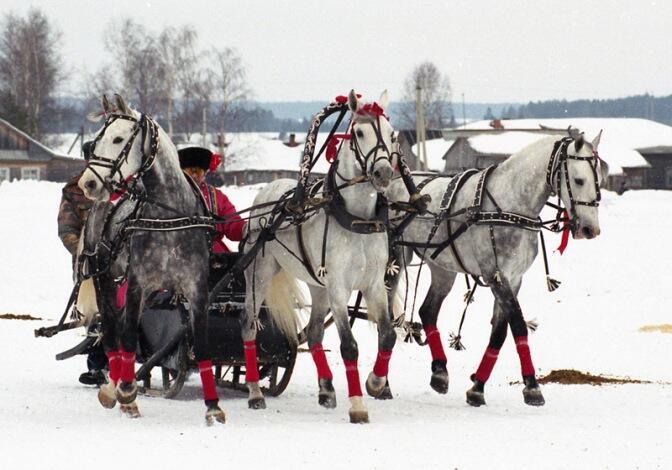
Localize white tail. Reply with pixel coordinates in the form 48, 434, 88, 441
264, 270, 305, 345
76, 278, 98, 326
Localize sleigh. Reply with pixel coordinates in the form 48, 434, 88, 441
43, 253, 370, 399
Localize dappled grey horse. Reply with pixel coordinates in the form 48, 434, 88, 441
241, 90, 397, 423
386, 132, 608, 406
77, 95, 226, 424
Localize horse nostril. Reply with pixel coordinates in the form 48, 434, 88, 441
85, 179, 97, 191
581, 226, 593, 239
373, 169, 382, 179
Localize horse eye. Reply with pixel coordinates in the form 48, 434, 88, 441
113, 136, 124, 144
574, 178, 585, 186
355, 129, 364, 138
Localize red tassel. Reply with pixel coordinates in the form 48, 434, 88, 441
243, 340, 260, 383
198, 360, 218, 402
474, 347, 500, 383
373, 350, 393, 377
326, 133, 351, 163
106, 351, 121, 385
556, 210, 570, 254
310, 344, 333, 379
343, 359, 363, 397
514, 336, 536, 377
424, 325, 447, 362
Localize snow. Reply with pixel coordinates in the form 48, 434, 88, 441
411, 139, 452, 172
1, 180, 671, 469
462, 118, 672, 174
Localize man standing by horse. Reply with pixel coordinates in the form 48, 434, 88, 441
57, 140, 107, 386
177, 146, 246, 252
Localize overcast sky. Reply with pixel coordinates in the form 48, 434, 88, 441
4, 0, 671, 103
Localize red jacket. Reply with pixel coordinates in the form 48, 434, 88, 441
199, 182, 245, 252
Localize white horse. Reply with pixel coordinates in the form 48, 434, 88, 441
241, 90, 397, 423
386, 132, 608, 406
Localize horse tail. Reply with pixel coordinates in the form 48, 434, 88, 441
76, 278, 98, 326
264, 270, 304, 346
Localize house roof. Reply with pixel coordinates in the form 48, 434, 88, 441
0, 118, 65, 161
444, 118, 666, 175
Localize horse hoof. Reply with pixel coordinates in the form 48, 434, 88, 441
120, 402, 140, 418
116, 380, 138, 405
375, 382, 393, 400
348, 396, 369, 424
98, 381, 117, 409
248, 397, 266, 410
365, 372, 386, 398
318, 378, 337, 408
430, 371, 449, 395
349, 409, 370, 424
466, 379, 486, 407
523, 387, 545, 406
206, 406, 226, 425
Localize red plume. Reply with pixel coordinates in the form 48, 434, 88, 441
209, 153, 222, 172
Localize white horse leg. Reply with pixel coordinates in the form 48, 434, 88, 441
418, 265, 457, 394
328, 287, 368, 424
364, 282, 395, 399
243, 256, 281, 410
306, 285, 336, 408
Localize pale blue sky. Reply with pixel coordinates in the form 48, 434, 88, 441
3, 0, 671, 102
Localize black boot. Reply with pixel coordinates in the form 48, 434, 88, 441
79, 370, 106, 386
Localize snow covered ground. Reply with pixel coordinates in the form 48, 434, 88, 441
0, 181, 670, 469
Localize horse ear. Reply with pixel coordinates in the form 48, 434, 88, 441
114, 94, 130, 115
348, 89, 360, 113
378, 89, 389, 110
591, 129, 603, 152
574, 133, 585, 152
101, 94, 111, 113
598, 159, 610, 187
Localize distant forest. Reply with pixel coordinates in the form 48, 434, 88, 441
494, 93, 671, 125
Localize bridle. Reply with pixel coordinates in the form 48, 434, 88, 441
86, 113, 159, 196
545, 136, 602, 231
333, 112, 394, 184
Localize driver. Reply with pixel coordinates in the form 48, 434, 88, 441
177, 147, 246, 253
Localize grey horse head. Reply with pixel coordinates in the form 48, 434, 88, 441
79, 94, 146, 201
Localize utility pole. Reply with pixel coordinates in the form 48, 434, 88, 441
202, 108, 208, 147
416, 85, 428, 171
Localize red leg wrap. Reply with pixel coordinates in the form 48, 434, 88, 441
198, 360, 219, 402
115, 281, 128, 309
344, 359, 363, 397
119, 350, 136, 383
243, 340, 260, 383
106, 351, 121, 385
373, 349, 393, 377
424, 325, 447, 362
475, 347, 500, 383
515, 336, 536, 377
310, 344, 333, 380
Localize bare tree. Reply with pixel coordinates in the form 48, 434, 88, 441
399, 61, 453, 130
0, 8, 62, 139
210, 47, 251, 139
100, 19, 168, 115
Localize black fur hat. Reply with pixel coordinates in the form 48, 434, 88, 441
178, 147, 212, 170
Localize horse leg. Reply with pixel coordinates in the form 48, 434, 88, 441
116, 277, 143, 418
242, 257, 280, 410
467, 297, 508, 407
490, 279, 545, 406
329, 287, 368, 424
364, 283, 395, 399
418, 266, 457, 394
306, 285, 336, 408
187, 283, 226, 425
97, 276, 121, 409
